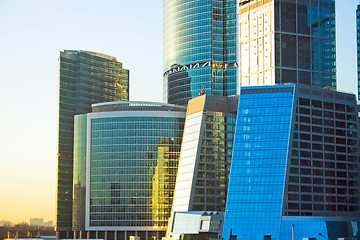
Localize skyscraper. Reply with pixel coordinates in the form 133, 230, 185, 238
56, 50, 129, 238
72, 101, 186, 240
171, 95, 238, 214
239, 0, 336, 89
165, 95, 238, 240
223, 85, 360, 239
163, 0, 238, 106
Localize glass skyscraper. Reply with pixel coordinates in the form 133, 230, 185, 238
239, 0, 336, 89
72, 101, 186, 240
56, 50, 129, 238
223, 85, 360, 240
163, 0, 238, 106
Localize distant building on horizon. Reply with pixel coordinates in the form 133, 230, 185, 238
238, 0, 336, 89
30, 218, 53, 228
0, 220, 12, 227
30, 218, 43, 227
72, 101, 186, 240
163, 0, 238, 106
223, 84, 360, 239
56, 50, 129, 239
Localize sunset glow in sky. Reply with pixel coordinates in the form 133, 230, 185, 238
0, 0, 358, 224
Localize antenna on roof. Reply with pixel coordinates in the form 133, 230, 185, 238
199, 86, 205, 96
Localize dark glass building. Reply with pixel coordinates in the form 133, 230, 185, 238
163, 0, 238, 106
223, 85, 360, 240
239, 0, 336, 89
72, 102, 186, 240
56, 50, 129, 238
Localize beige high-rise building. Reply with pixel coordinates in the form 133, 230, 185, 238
171, 95, 238, 214
239, 0, 275, 87
166, 94, 238, 240
238, 0, 336, 89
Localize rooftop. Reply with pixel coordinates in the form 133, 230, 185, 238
92, 101, 187, 113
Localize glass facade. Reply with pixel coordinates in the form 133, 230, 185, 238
72, 115, 88, 233
223, 85, 295, 239
89, 116, 184, 229
223, 85, 360, 240
152, 137, 181, 228
239, 0, 336, 89
163, 0, 237, 106
57, 50, 129, 235
73, 102, 186, 238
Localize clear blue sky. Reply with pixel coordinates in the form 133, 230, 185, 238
0, 0, 358, 224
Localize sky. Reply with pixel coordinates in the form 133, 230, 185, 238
0, 0, 358, 224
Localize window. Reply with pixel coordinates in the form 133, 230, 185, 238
299, 98, 310, 106
324, 102, 334, 110
325, 162, 335, 169
200, 220, 210, 230
312, 100, 322, 108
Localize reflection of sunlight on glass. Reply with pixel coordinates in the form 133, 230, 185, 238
352, 221, 359, 237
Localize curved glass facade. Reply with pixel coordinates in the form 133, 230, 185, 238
163, 0, 237, 106
72, 114, 88, 232
73, 102, 186, 238
89, 116, 184, 229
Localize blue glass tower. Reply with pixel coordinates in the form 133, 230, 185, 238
223, 85, 360, 240
163, 0, 237, 106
